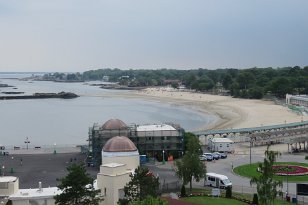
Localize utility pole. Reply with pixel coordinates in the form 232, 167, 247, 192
24, 137, 30, 150
250, 139, 252, 165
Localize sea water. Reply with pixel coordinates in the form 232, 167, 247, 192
0, 73, 217, 146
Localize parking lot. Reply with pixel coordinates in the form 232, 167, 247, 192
0, 152, 98, 189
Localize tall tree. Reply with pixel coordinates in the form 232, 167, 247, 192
250, 146, 283, 205
124, 166, 160, 202
55, 163, 103, 205
175, 132, 206, 191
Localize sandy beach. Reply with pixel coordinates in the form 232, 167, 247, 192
115, 87, 308, 131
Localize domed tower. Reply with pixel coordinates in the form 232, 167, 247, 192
97, 136, 139, 205
102, 136, 139, 169
89, 119, 131, 166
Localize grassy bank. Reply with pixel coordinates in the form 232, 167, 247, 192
234, 162, 308, 182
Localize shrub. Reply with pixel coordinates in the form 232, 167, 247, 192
180, 184, 186, 197
252, 193, 259, 205
225, 186, 232, 198
118, 198, 129, 205
305, 156, 308, 160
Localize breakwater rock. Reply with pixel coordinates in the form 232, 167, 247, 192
0, 92, 79, 100
0, 83, 14, 88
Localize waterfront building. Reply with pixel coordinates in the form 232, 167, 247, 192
88, 119, 185, 165
286, 94, 308, 108
208, 138, 234, 153
88, 119, 130, 165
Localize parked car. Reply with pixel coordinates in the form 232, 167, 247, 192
214, 152, 227, 159
212, 152, 220, 160
217, 152, 228, 159
199, 155, 207, 161
203, 153, 213, 161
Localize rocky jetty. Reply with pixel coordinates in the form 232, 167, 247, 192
2, 91, 25, 94
0, 92, 79, 100
100, 84, 145, 90
0, 83, 13, 88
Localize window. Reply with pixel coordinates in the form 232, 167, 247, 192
208, 177, 215, 182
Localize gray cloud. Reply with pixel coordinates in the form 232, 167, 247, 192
0, 0, 307, 72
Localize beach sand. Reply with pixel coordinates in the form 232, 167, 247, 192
113, 87, 308, 131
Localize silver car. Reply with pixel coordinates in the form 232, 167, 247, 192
203, 153, 213, 161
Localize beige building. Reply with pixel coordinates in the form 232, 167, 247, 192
97, 136, 140, 205
208, 138, 234, 152
0, 176, 19, 197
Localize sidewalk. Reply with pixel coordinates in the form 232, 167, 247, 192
4, 146, 81, 155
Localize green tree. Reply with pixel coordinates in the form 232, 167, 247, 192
129, 196, 168, 205
250, 146, 282, 205
124, 166, 160, 202
54, 163, 103, 205
175, 133, 206, 191
222, 74, 233, 90
269, 77, 293, 97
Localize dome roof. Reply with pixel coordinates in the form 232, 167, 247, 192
101, 119, 127, 130
103, 136, 137, 152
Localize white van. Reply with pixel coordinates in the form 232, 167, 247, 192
204, 172, 232, 188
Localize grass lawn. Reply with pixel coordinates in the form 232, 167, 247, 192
234, 162, 308, 182
183, 196, 292, 205
183, 197, 247, 205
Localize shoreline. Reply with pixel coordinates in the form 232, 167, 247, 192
111, 87, 308, 131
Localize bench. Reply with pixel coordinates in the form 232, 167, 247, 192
14, 146, 20, 150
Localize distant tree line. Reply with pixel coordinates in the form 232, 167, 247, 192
43, 66, 308, 99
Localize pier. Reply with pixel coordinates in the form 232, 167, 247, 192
194, 121, 308, 151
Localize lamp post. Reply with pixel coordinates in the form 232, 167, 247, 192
53, 143, 57, 155
249, 139, 252, 164
24, 137, 30, 150
162, 150, 165, 165
286, 166, 289, 197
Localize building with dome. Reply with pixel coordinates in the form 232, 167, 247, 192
88, 119, 185, 166
97, 136, 139, 205
89, 119, 130, 165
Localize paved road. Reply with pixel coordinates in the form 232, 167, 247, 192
146, 148, 308, 202
1, 145, 308, 203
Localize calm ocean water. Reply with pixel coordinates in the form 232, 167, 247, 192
0, 73, 217, 147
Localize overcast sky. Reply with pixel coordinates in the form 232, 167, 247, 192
0, 0, 307, 72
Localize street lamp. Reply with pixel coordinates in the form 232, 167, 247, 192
24, 137, 30, 150
162, 150, 165, 165
53, 143, 57, 155
286, 166, 289, 197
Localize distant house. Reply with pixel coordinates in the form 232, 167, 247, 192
102, 76, 109, 82
286, 94, 308, 108
208, 138, 234, 152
